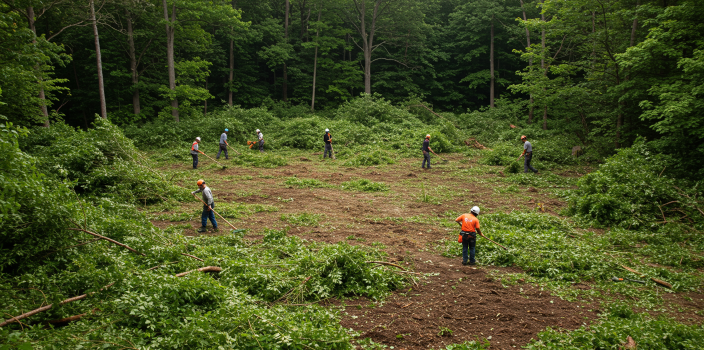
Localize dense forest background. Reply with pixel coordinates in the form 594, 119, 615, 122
1, 0, 703, 176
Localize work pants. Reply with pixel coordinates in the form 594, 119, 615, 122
259, 139, 264, 152
422, 151, 431, 168
324, 143, 332, 158
524, 153, 538, 173
217, 144, 229, 159
191, 154, 199, 169
201, 203, 217, 228
461, 232, 476, 264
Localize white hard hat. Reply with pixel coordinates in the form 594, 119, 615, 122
256, 129, 260, 132
471, 206, 480, 215
195, 137, 201, 141
325, 128, 329, 132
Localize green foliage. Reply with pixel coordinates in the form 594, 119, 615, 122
281, 213, 322, 227
230, 151, 288, 168
341, 179, 389, 192
343, 146, 396, 167
526, 306, 704, 349
567, 140, 703, 229
436, 212, 703, 294
284, 177, 332, 189
20, 118, 183, 203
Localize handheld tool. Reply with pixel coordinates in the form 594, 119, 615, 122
192, 193, 237, 231
479, 232, 508, 250
430, 150, 449, 163
611, 276, 646, 284
200, 151, 227, 169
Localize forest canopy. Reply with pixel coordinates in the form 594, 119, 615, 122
0, 0, 702, 177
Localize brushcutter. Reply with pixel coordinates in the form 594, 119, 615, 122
611, 276, 646, 284
200, 151, 227, 169
479, 232, 508, 250
192, 193, 237, 231
430, 150, 449, 163
225, 142, 241, 156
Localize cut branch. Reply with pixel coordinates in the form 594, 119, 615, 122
0, 283, 114, 328
365, 261, 406, 271
67, 227, 146, 256
175, 266, 222, 277
181, 253, 204, 262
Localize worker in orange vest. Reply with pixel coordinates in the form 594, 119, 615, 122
455, 206, 482, 265
190, 137, 204, 169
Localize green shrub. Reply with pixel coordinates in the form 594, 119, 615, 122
343, 146, 396, 166
526, 309, 704, 349
341, 179, 389, 192
567, 139, 702, 229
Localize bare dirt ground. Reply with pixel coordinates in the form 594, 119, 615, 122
146, 153, 699, 349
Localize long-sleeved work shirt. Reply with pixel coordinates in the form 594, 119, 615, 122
193, 186, 214, 206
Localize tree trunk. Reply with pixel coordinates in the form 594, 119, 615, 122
520, 0, 534, 123
361, 0, 380, 95
541, 5, 547, 130
489, 16, 495, 108
126, 9, 140, 115
163, 0, 179, 122
283, 0, 290, 102
630, 0, 639, 47
300, 0, 310, 42
28, 7, 50, 127
90, 0, 107, 119
228, 1, 236, 106
311, 7, 321, 111
204, 77, 208, 115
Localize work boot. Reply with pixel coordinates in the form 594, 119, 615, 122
469, 262, 476, 266
212, 227, 219, 232
462, 261, 468, 266
197, 227, 207, 233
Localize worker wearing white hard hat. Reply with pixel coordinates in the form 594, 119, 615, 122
455, 206, 482, 265
256, 129, 264, 152
323, 128, 333, 159
190, 137, 204, 169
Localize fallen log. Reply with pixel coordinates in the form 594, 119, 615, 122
175, 266, 222, 277
365, 261, 406, 271
464, 138, 491, 150
0, 283, 114, 328
67, 228, 146, 256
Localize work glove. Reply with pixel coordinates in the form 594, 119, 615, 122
191, 191, 196, 195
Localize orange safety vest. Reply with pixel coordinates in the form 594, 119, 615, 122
191, 141, 198, 151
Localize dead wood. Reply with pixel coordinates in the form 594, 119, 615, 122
464, 138, 491, 150
365, 261, 406, 271
621, 335, 637, 349
650, 278, 672, 289
67, 228, 146, 256
175, 266, 222, 277
181, 253, 204, 261
0, 283, 114, 328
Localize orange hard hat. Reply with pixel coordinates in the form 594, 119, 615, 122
196, 179, 205, 186
521, 135, 527, 140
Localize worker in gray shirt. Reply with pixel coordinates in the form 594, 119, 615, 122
217, 128, 229, 160
192, 179, 218, 232
517, 135, 538, 174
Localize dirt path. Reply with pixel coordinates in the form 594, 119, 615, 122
150, 155, 595, 348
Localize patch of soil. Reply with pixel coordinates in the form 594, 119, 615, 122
327, 251, 596, 349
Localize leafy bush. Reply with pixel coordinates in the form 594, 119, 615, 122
567, 140, 703, 229
341, 179, 389, 192
343, 146, 396, 166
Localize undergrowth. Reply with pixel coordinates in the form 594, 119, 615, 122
341, 179, 389, 192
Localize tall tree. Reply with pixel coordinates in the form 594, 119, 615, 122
90, 0, 107, 119
162, 0, 179, 121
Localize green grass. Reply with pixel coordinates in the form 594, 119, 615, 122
341, 179, 389, 192
281, 213, 323, 227
283, 177, 332, 189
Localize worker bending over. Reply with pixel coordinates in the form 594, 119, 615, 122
323, 128, 333, 159
455, 206, 482, 265
192, 179, 217, 233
